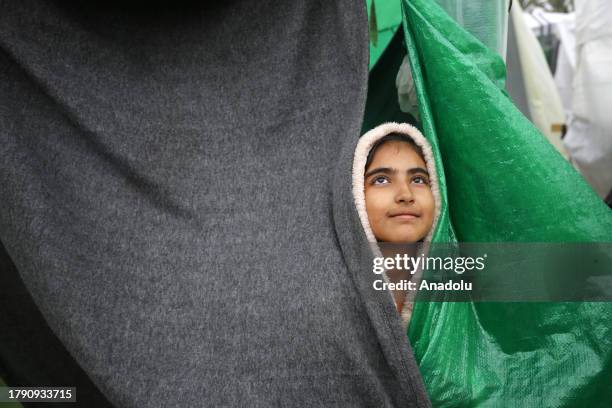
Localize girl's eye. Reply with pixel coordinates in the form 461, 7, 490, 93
372, 176, 389, 185
412, 175, 429, 185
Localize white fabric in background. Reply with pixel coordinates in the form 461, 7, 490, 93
396, 55, 420, 119
511, 2, 568, 158
553, 14, 576, 114
564, 0, 612, 198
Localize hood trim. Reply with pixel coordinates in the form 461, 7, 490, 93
353, 122, 442, 244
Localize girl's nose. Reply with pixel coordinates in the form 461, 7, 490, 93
395, 183, 415, 203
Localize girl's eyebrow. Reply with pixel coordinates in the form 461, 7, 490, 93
365, 167, 394, 178
407, 167, 429, 177
365, 167, 429, 178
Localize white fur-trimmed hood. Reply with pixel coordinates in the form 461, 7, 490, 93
353, 122, 442, 244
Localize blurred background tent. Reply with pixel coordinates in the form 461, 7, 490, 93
367, 0, 509, 67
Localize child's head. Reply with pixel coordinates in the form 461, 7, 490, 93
364, 133, 435, 243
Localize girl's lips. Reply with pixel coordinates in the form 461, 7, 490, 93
390, 214, 419, 220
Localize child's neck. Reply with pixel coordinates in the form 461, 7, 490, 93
380, 244, 419, 313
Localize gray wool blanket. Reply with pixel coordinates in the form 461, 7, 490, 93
0, 1, 431, 406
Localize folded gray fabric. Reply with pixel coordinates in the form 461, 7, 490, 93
0, 1, 431, 406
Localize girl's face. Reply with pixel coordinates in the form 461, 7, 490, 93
364, 140, 435, 243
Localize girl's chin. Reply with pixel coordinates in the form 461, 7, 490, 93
386, 230, 422, 243
385, 236, 419, 244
